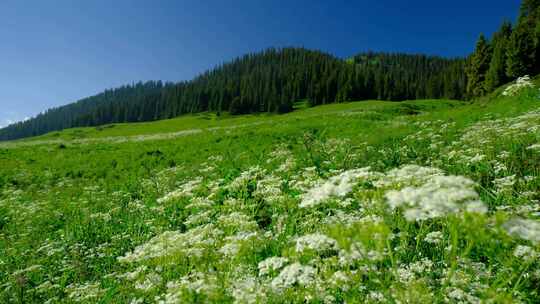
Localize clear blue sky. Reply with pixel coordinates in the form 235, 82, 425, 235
0, 0, 520, 127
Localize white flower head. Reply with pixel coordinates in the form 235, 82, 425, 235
300, 167, 371, 208
271, 263, 316, 290
385, 174, 485, 221
504, 218, 540, 244
295, 233, 339, 254
502, 75, 534, 96
424, 231, 444, 244
514, 245, 539, 261
258, 257, 289, 276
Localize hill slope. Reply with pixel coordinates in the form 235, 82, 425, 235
0, 78, 539, 303
0, 48, 465, 141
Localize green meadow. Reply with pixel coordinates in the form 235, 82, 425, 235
1, 78, 539, 303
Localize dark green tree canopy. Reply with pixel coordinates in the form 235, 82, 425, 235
485, 22, 512, 92
466, 34, 492, 97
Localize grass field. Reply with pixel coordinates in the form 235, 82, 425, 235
0, 79, 539, 303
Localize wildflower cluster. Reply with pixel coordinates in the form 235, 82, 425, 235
502, 75, 534, 96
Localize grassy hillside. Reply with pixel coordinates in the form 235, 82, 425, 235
0, 78, 539, 303
2, 99, 460, 146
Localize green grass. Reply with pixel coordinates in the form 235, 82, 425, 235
0, 80, 539, 303
6, 99, 458, 143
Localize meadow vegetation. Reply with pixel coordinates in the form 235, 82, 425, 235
0, 77, 539, 303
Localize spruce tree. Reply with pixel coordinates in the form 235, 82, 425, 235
506, 23, 536, 78
506, 0, 540, 78
485, 22, 512, 92
466, 34, 492, 97
520, 0, 540, 19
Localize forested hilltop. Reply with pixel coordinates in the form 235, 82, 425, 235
1, 0, 539, 141
0, 50, 466, 141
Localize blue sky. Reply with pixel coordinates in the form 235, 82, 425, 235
0, 0, 520, 128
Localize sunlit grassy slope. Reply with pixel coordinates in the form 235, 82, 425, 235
9, 100, 458, 142
0, 78, 539, 303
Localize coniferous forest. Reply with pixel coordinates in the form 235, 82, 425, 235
1, 0, 539, 141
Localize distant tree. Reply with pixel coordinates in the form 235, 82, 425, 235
506, 0, 540, 78
485, 22, 512, 92
520, 0, 540, 19
466, 34, 492, 97
506, 23, 536, 78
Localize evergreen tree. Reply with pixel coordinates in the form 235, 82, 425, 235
520, 0, 540, 19
522, 0, 540, 74
506, 0, 540, 78
506, 23, 536, 78
466, 34, 492, 97
485, 22, 512, 92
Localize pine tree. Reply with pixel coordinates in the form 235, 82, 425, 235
506, 23, 536, 78
522, 0, 540, 74
520, 0, 540, 19
506, 0, 540, 78
466, 34, 492, 97
485, 22, 512, 92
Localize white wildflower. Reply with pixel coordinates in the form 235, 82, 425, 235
258, 257, 289, 276
89, 212, 111, 222
228, 166, 266, 192
513, 245, 538, 261
157, 178, 203, 203
329, 271, 351, 291
367, 250, 385, 261
300, 167, 371, 208
184, 210, 214, 228
498, 151, 511, 159
277, 157, 296, 173
184, 197, 213, 210
424, 231, 444, 244
295, 233, 339, 254
502, 75, 534, 96
493, 175, 516, 194
367, 291, 386, 302
130, 298, 144, 304
232, 277, 265, 304
338, 243, 366, 267
271, 263, 316, 290
135, 272, 162, 292
218, 212, 258, 232
385, 175, 485, 221
375, 165, 443, 188
118, 224, 221, 263
504, 218, 540, 244
66, 282, 104, 302
12, 264, 42, 276
527, 143, 540, 152
466, 200, 488, 214
468, 154, 486, 164
396, 259, 434, 284
254, 174, 282, 202
117, 265, 147, 281
446, 287, 467, 301
158, 273, 219, 303
220, 231, 260, 257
